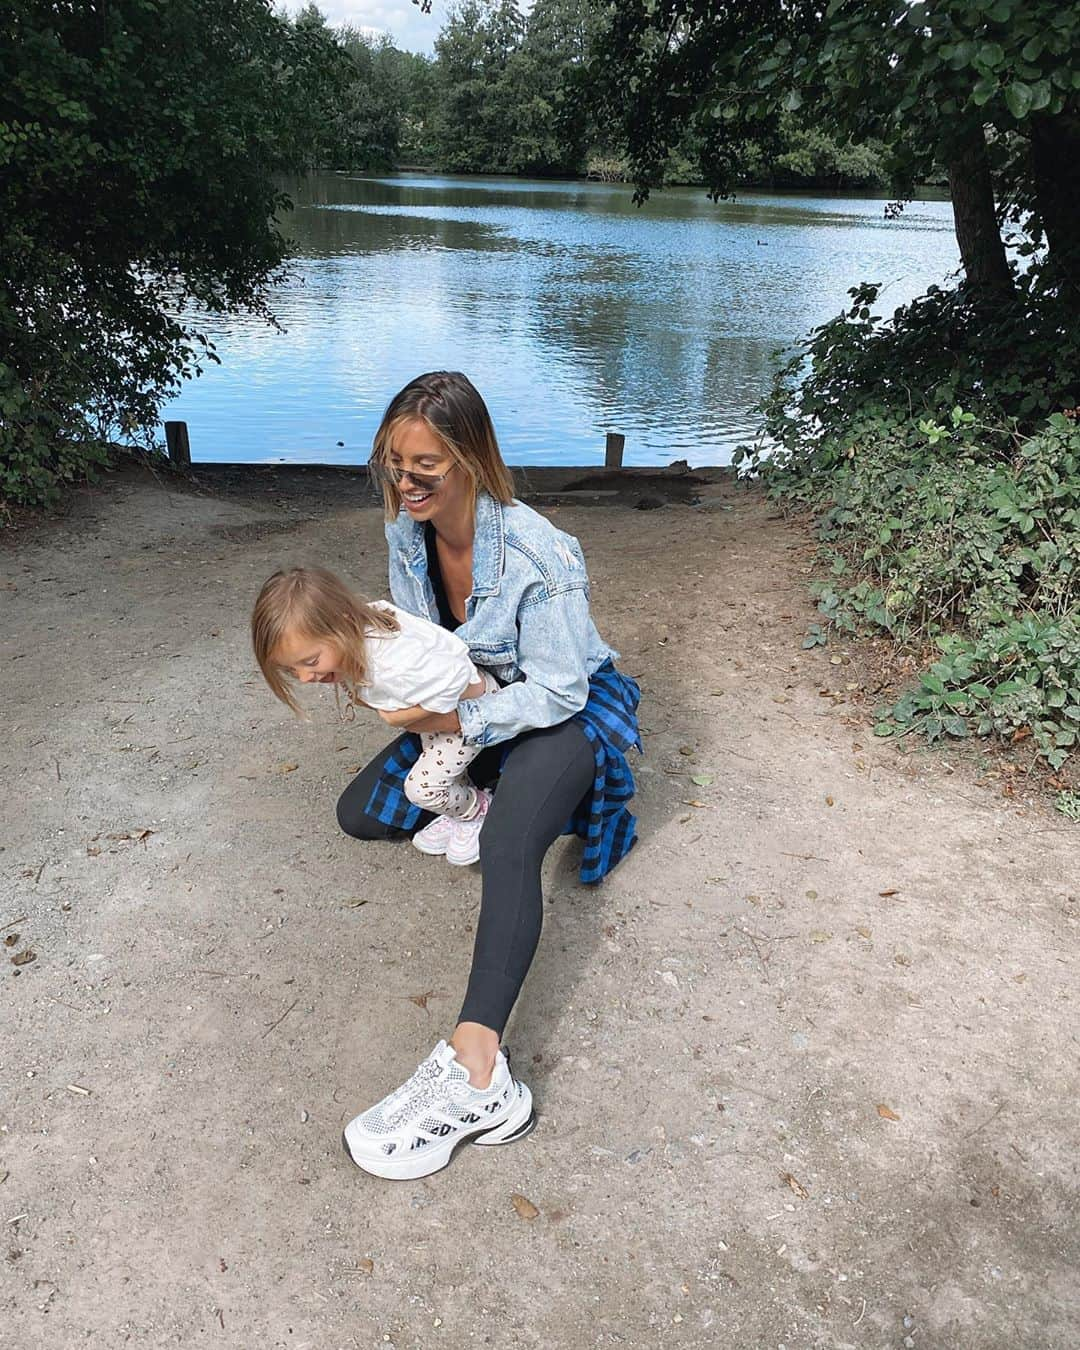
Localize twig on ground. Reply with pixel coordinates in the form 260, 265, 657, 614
2, 915, 28, 931
781, 851, 831, 862
963, 1101, 1006, 1139
740, 928, 771, 984
262, 998, 299, 1038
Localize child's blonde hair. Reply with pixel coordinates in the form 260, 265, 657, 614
251, 567, 398, 713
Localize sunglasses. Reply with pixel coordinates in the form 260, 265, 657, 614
368, 459, 453, 493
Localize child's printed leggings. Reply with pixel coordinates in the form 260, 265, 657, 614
402, 671, 499, 819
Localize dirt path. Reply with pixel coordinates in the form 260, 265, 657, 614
1, 466, 1076, 1349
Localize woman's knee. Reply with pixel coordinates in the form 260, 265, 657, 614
336, 790, 389, 841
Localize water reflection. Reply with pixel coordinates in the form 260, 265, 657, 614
162, 173, 958, 466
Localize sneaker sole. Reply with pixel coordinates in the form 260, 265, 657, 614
342, 1082, 535, 1181
411, 836, 450, 856
444, 849, 480, 866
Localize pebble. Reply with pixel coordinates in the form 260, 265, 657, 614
904, 1339, 915, 1349
300, 1109, 309, 1123
903, 1315, 915, 1329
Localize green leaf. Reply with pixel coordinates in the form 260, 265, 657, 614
689, 773, 714, 787
1005, 81, 1035, 118
1028, 80, 1053, 112
782, 88, 803, 112
921, 673, 946, 696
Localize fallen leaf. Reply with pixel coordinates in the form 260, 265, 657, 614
11, 949, 36, 966
678, 814, 692, 824
825, 795, 835, 807
218, 1258, 227, 1273
1012, 972, 1026, 983
342, 898, 368, 909
680, 799, 706, 808
4, 934, 17, 947
894, 953, 912, 966
276, 762, 299, 775
135, 828, 156, 844
780, 1171, 810, 1200
805, 890, 818, 900
678, 746, 694, 757
86, 846, 101, 857
407, 990, 435, 1011
689, 773, 715, 787
357, 1258, 374, 1275
809, 930, 832, 944
876, 1103, 901, 1121
879, 888, 898, 897
855, 926, 872, 939
511, 1193, 539, 1221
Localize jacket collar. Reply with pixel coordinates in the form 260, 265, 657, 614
401, 491, 505, 596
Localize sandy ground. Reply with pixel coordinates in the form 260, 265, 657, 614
1, 462, 1077, 1350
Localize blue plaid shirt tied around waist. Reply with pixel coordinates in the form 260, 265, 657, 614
363, 660, 642, 885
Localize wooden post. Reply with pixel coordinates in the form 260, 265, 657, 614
605, 431, 625, 469
164, 421, 191, 466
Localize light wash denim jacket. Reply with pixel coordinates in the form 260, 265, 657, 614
386, 492, 617, 747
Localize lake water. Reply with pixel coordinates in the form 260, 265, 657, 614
162, 172, 959, 468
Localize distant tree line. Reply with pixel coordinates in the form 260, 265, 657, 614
283, 1, 893, 188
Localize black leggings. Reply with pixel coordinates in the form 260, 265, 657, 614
336, 719, 596, 1037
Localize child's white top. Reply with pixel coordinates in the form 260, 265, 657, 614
362, 602, 479, 714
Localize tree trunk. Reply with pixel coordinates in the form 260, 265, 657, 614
1029, 113, 1080, 302
945, 124, 1014, 305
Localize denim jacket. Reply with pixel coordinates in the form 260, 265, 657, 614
386, 492, 617, 747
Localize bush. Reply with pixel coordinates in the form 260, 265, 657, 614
737, 280, 1080, 774
0, 0, 305, 508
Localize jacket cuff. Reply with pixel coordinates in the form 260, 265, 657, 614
456, 698, 488, 747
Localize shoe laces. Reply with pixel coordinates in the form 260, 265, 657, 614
375, 1042, 469, 1131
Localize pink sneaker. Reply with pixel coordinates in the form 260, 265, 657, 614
411, 814, 455, 856
445, 789, 491, 866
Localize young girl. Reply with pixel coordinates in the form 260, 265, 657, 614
251, 567, 500, 866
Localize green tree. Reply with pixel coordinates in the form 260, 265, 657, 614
507, 0, 603, 175
594, 0, 1080, 306
433, 0, 526, 172
0, 0, 319, 505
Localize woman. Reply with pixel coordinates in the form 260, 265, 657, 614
337, 371, 641, 1180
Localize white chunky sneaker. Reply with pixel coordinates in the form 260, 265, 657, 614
342, 1040, 536, 1180
411, 813, 455, 856
445, 789, 491, 867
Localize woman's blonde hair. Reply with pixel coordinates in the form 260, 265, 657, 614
251, 567, 398, 714
370, 371, 515, 521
